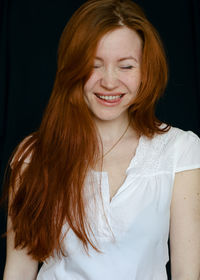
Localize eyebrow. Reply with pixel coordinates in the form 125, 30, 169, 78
95, 56, 138, 63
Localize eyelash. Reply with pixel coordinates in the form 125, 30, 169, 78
120, 66, 133, 69
93, 65, 134, 69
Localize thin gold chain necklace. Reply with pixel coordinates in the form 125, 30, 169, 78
102, 122, 130, 158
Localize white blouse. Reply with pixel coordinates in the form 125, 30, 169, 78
37, 126, 200, 280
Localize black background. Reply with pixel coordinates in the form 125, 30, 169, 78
0, 0, 200, 278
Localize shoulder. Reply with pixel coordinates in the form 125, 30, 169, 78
151, 124, 200, 173
153, 123, 199, 142
168, 125, 200, 144
151, 123, 200, 150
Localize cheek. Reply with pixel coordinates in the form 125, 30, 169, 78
84, 73, 99, 93
122, 73, 141, 92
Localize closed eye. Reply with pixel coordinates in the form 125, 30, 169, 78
93, 65, 101, 69
120, 66, 134, 69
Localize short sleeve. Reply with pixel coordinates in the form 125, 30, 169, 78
174, 130, 200, 173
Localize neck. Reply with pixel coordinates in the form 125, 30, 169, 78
94, 115, 130, 142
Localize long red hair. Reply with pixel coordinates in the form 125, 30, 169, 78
3, 0, 169, 261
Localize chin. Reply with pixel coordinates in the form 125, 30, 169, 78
92, 111, 127, 122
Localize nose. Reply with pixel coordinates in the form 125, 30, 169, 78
100, 67, 119, 90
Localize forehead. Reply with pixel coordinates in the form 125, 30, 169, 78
95, 27, 143, 60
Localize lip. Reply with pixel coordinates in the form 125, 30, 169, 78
94, 92, 125, 106
94, 92, 124, 96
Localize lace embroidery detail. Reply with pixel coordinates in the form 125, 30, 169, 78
127, 126, 180, 176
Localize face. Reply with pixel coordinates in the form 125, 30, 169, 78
84, 27, 143, 123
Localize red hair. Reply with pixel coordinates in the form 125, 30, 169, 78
3, 0, 170, 261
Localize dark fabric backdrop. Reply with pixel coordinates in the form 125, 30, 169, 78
0, 0, 200, 278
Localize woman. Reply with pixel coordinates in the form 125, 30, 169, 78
3, 0, 200, 279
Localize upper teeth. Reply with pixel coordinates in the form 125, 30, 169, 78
97, 95, 122, 100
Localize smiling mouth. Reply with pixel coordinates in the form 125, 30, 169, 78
95, 93, 124, 100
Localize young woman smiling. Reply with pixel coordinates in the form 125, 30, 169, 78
3, 0, 200, 279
